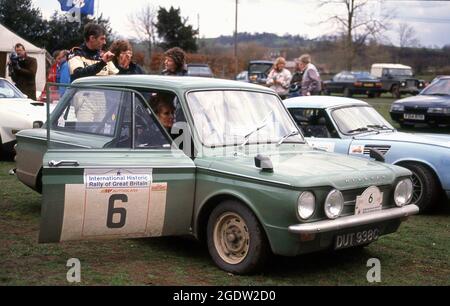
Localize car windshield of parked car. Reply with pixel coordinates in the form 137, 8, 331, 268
0, 79, 24, 99
187, 90, 304, 147
421, 78, 450, 96
188, 66, 213, 76
249, 63, 272, 74
352, 72, 377, 80
385, 69, 413, 77
332, 106, 394, 135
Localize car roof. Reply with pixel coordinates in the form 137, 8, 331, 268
283, 96, 369, 109
371, 63, 412, 69
249, 60, 273, 64
187, 63, 210, 67
73, 75, 274, 93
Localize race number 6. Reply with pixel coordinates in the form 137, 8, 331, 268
107, 194, 128, 229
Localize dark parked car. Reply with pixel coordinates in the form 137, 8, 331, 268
322, 71, 383, 98
187, 63, 214, 78
247, 60, 273, 85
235, 70, 249, 82
390, 76, 450, 127
371, 64, 426, 98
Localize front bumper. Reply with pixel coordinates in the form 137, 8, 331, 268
399, 87, 420, 94
288, 205, 419, 234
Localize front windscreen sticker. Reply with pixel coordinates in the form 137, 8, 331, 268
60, 168, 168, 241
349, 145, 365, 155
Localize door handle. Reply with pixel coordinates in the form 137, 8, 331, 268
48, 160, 80, 167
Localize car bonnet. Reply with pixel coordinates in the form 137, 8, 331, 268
202, 149, 404, 190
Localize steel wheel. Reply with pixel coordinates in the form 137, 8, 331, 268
213, 212, 250, 265
206, 200, 270, 274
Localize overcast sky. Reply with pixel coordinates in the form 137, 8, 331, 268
32, 0, 450, 48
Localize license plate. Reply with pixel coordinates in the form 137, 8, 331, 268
404, 113, 425, 120
364, 83, 374, 87
335, 228, 380, 250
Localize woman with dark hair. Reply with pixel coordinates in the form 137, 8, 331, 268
110, 40, 145, 75
161, 47, 188, 76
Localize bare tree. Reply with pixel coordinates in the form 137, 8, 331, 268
319, 0, 392, 70
398, 23, 419, 48
128, 3, 157, 60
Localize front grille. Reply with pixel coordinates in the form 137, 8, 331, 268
405, 106, 427, 114
364, 145, 391, 156
406, 80, 417, 87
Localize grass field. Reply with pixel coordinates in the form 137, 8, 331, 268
1, 95, 449, 285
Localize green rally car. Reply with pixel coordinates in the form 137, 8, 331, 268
14, 75, 419, 274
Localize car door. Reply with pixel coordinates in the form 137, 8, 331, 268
39, 86, 196, 243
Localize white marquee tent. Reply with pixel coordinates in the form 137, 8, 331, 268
0, 23, 47, 99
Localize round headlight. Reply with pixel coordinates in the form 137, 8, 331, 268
324, 189, 344, 219
297, 192, 316, 220
394, 179, 413, 207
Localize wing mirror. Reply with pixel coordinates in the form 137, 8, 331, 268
254, 154, 274, 172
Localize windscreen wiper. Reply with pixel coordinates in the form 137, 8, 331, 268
347, 127, 374, 134
240, 111, 274, 147
276, 130, 301, 146
428, 93, 450, 96
366, 124, 395, 131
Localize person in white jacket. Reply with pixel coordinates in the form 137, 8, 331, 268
266, 57, 292, 99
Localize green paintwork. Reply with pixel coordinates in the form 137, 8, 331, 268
15, 75, 414, 256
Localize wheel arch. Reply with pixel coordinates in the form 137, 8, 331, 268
195, 191, 269, 246
394, 159, 443, 191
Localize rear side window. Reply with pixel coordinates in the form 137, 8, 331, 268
51, 87, 172, 150
54, 88, 124, 137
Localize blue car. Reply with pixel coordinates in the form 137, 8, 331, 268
390, 76, 450, 127
284, 96, 450, 212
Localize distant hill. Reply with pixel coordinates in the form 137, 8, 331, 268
204, 32, 311, 48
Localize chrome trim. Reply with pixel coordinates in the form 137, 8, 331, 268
44, 165, 196, 169
288, 204, 419, 234
344, 200, 356, 206
16, 134, 92, 149
48, 160, 80, 167
196, 166, 292, 187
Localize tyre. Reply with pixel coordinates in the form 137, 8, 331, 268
401, 162, 440, 212
343, 88, 352, 97
206, 200, 270, 274
391, 85, 401, 99
323, 89, 330, 96
367, 92, 375, 98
